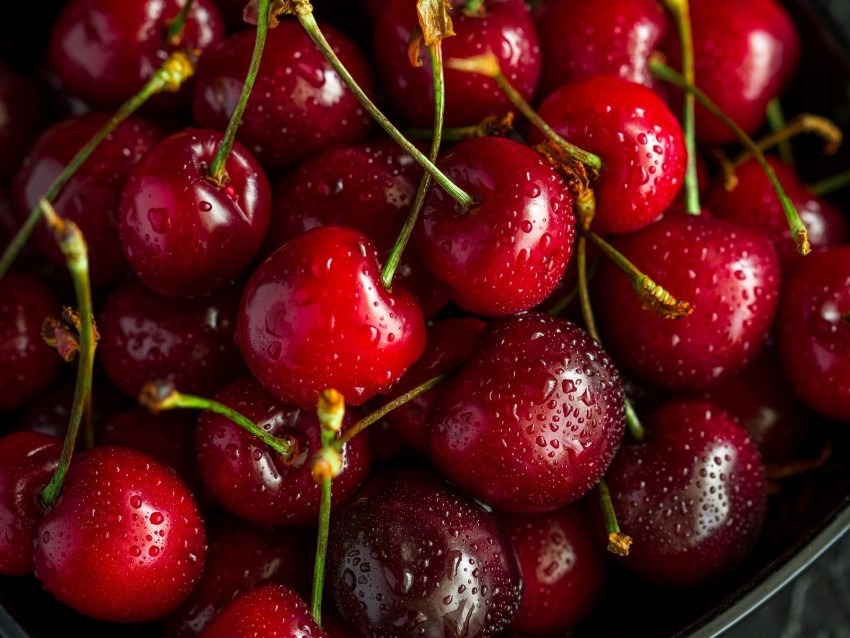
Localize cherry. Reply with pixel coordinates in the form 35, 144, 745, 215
429, 312, 626, 512
413, 136, 575, 316
48, 0, 225, 110
778, 246, 850, 421
534, 0, 668, 97
200, 583, 328, 638
604, 399, 767, 585
236, 225, 426, 409
529, 75, 687, 234
119, 127, 272, 298
13, 112, 164, 286
195, 376, 371, 526
33, 445, 206, 622
500, 504, 607, 637
372, 0, 540, 128
192, 20, 374, 171
327, 469, 522, 637
97, 278, 244, 399
594, 211, 781, 391
0, 432, 61, 576
0, 64, 44, 184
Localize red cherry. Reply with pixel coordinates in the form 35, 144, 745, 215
195, 376, 371, 526
33, 446, 207, 622
193, 20, 374, 171
236, 225, 426, 409
0, 64, 44, 184
119, 128, 272, 298
429, 312, 626, 512
530, 75, 687, 234
605, 400, 767, 585
413, 137, 575, 316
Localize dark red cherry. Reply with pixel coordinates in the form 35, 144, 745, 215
501, 504, 607, 637
195, 376, 371, 526
49, 0, 224, 110
429, 312, 626, 512
201, 583, 328, 638
413, 137, 574, 316
97, 278, 244, 399
605, 399, 767, 585
595, 211, 781, 391
373, 0, 540, 128
193, 20, 373, 171
33, 446, 207, 622
0, 432, 60, 576
0, 272, 62, 413
119, 128, 272, 298
707, 156, 849, 271
13, 113, 163, 286
778, 246, 850, 421
327, 469, 522, 637
237, 225, 426, 409
0, 64, 44, 184
534, 0, 668, 97
530, 76, 687, 234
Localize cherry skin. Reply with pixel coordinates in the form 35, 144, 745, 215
778, 246, 850, 421
0, 64, 44, 184
13, 113, 164, 286
97, 278, 244, 399
327, 469, 522, 637
33, 446, 207, 623
429, 312, 626, 512
594, 211, 781, 392
0, 432, 61, 576
372, 0, 540, 128
119, 128, 272, 298
193, 20, 373, 171
413, 136, 575, 316
236, 225, 426, 409
534, 0, 668, 97
604, 399, 767, 586
195, 376, 371, 526
49, 0, 224, 110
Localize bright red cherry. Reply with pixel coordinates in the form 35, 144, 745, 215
119, 128, 272, 298
33, 446, 207, 623
413, 137, 575, 316
429, 312, 626, 512
236, 225, 426, 409
0, 64, 44, 184
605, 400, 767, 585
530, 75, 687, 234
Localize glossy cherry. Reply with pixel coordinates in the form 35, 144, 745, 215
193, 20, 373, 171
0, 64, 44, 184
33, 446, 207, 623
327, 469, 522, 637
594, 211, 781, 391
236, 225, 426, 409
605, 400, 767, 585
413, 136, 574, 316
429, 312, 626, 512
119, 127, 272, 298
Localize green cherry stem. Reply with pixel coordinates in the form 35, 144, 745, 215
462, 0, 486, 15
0, 50, 197, 280
381, 42, 445, 289
40, 201, 96, 508
312, 477, 332, 625
809, 168, 850, 197
598, 479, 633, 556
766, 97, 794, 165
545, 256, 601, 318
650, 57, 811, 255
165, 0, 196, 44
207, 0, 270, 184
732, 113, 842, 167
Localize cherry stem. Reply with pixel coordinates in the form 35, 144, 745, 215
381, 42, 445, 289
207, 0, 270, 184
809, 169, 850, 197
0, 50, 197, 280
462, 0, 486, 14
138, 380, 298, 461
338, 374, 448, 445
311, 477, 332, 625
650, 57, 811, 255
766, 98, 795, 165
446, 52, 603, 174
40, 201, 96, 508
406, 112, 514, 142
733, 113, 842, 167
709, 146, 739, 192
165, 0, 195, 45
663, 0, 700, 215
545, 257, 600, 317
294, 8, 474, 211
597, 479, 632, 556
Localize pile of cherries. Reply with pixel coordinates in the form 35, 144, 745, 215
1, 0, 849, 636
